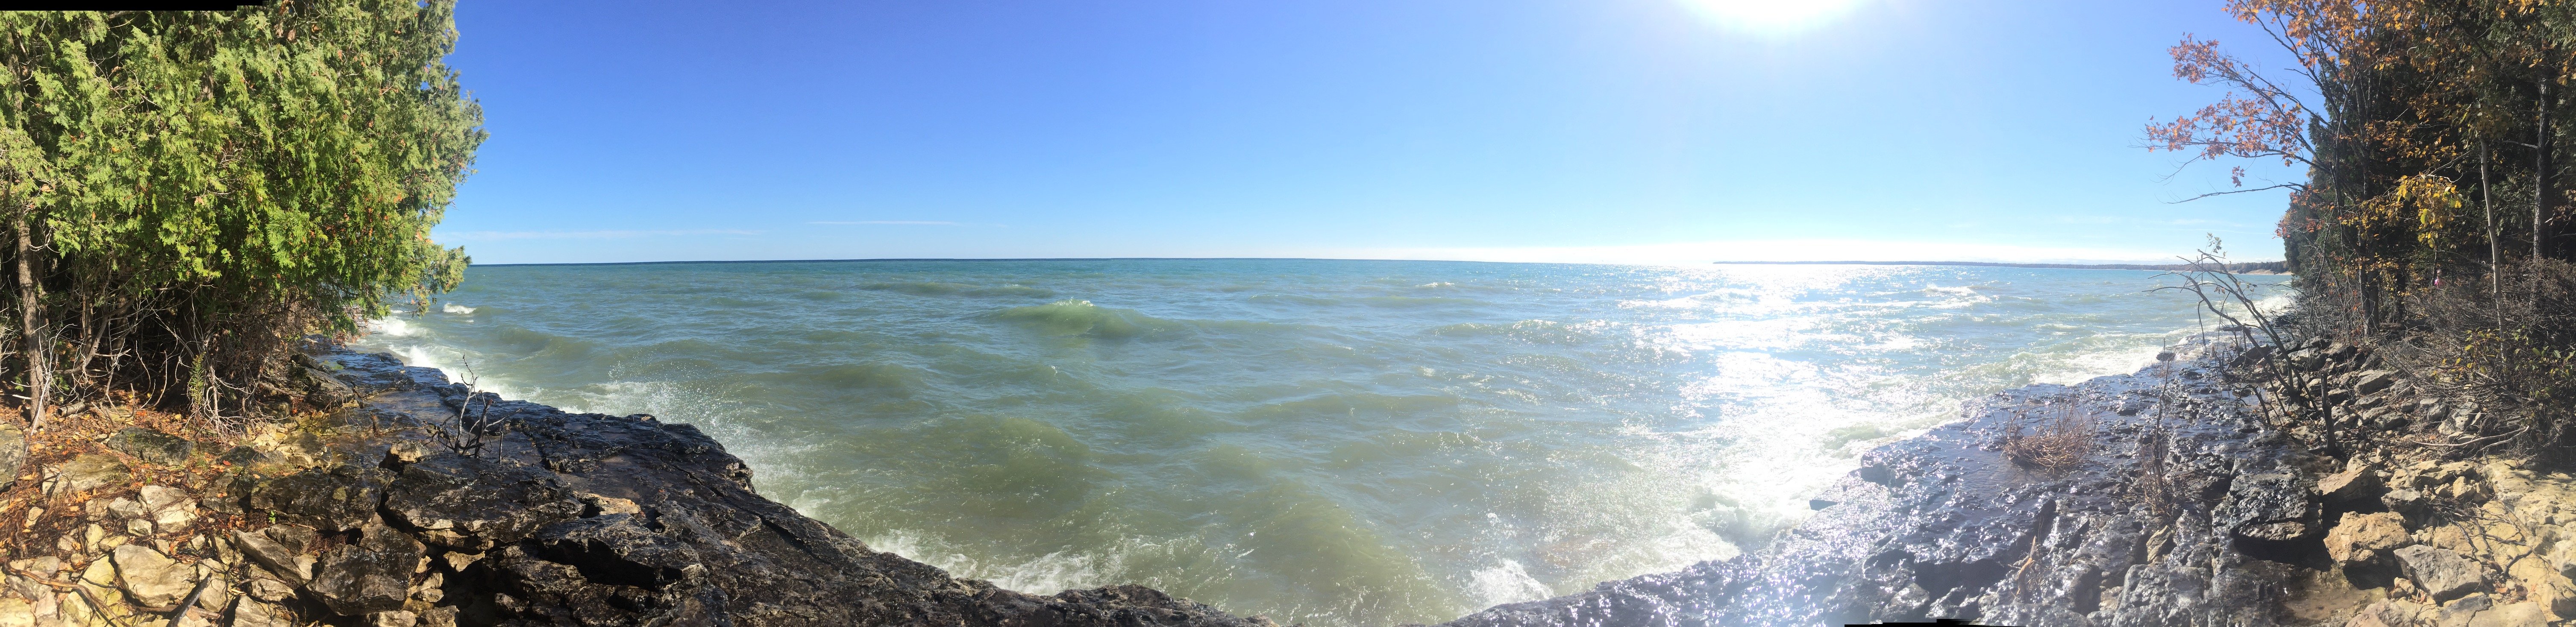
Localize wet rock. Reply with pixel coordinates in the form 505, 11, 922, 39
247, 464, 388, 532
2396, 545, 2491, 602
367, 610, 417, 627
105, 428, 194, 466
2215, 472, 2319, 541
47, 454, 128, 496
310, 524, 425, 617
530, 514, 702, 588
379, 453, 582, 552
291, 365, 360, 409
110, 545, 193, 608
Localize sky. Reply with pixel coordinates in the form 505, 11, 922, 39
436, 0, 2307, 266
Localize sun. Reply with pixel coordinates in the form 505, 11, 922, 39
1676, 0, 1868, 34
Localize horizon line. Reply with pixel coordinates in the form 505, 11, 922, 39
469, 256, 2290, 269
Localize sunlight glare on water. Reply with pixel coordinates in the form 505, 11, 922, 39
352, 259, 2286, 626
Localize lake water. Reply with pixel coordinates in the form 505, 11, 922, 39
353, 259, 2286, 626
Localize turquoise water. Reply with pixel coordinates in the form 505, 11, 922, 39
354, 259, 2285, 625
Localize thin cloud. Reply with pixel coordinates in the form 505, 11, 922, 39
809, 220, 963, 226
441, 229, 761, 241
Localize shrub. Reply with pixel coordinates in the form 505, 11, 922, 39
0, 3, 480, 431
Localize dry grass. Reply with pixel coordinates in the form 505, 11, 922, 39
2005, 402, 2097, 472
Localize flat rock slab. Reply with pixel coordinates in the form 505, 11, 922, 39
49, 454, 128, 496
243, 464, 387, 532
111, 544, 194, 608
106, 428, 194, 465
2397, 545, 2491, 602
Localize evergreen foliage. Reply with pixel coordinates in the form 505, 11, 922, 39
0, 3, 479, 429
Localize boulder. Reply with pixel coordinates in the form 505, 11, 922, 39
2326, 512, 2410, 563
309, 524, 425, 617
104, 428, 193, 466
2352, 369, 2398, 395
2318, 466, 2386, 504
110, 545, 194, 608
2395, 545, 2491, 602
2215, 472, 2320, 541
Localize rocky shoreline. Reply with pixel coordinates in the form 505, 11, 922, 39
3, 331, 2562, 627
0, 346, 1276, 627
1442, 332, 2576, 627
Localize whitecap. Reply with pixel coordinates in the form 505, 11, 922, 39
1468, 560, 1555, 606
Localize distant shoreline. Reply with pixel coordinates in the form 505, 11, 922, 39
1711, 260, 2292, 274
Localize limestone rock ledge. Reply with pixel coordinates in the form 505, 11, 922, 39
0, 346, 1273, 627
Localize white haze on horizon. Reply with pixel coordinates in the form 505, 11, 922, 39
1307, 239, 2282, 268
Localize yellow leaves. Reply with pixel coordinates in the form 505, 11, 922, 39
2353, 173, 2467, 248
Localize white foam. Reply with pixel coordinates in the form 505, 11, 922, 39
1467, 560, 1554, 607
366, 317, 419, 337
443, 302, 477, 315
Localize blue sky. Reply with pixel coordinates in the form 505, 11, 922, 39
438, 0, 2302, 265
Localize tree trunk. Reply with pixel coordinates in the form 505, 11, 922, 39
2484, 143, 2499, 298
15, 211, 43, 431
2539, 82, 2551, 264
